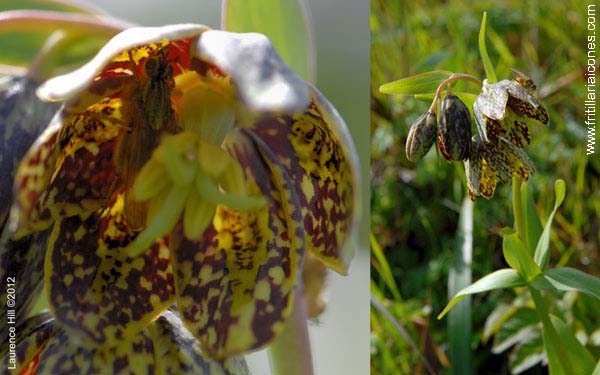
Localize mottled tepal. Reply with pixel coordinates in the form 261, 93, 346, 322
466, 69, 549, 200
7, 24, 359, 372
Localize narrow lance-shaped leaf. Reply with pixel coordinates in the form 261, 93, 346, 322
533, 179, 566, 268
438, 268, 525, 319
542, 267, 600, 301
379, 70, 453, 95
541, 315, 595, 375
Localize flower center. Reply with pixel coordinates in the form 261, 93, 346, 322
125, 129, 265, 257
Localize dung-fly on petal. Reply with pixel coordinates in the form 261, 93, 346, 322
438, 95, 471, 161
406, 110, 437, 161
37, 24, 209, 102
505, 70, 549, 125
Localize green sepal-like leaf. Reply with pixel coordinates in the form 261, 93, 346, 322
541, 267, 600, 301
502, 229, 540, 281
533, 179, 566, 268
380, 70, 453, 95
222, 0, 315, 82
438, 268, 525, 319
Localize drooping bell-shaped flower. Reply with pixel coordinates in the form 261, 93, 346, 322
466, 69, 548, 199
10, 24, 359, 359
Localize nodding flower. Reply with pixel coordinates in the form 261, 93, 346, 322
8, 24, 359, 362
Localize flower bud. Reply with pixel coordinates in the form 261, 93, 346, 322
405, 110, 437, 161
437, 94, 471, 161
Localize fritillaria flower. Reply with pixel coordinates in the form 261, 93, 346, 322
402, 70, 547, 200
9, 24, 359, 360
466, 69, 548, 199
6, 310, 248, 374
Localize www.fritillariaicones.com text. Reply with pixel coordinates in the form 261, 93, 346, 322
586, 4, 596, 156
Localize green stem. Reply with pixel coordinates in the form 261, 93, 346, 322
269, 288, 314, 375
512, 176, 525, 243
529, 287, 574, 375
0, 10, 133, 36
27, 32, 73, 81
429, 73, 482, 112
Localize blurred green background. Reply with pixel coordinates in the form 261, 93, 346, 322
371, 0, 599, 374
0, 0, 370, 374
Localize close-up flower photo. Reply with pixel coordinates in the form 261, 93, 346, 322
0, 0, 368, 374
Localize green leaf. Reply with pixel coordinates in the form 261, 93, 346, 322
0, 1, 110, 69
521, 181, 543, 255
533, 179, 566, 268
379, 70, 453, 95
548, 315, 595, 375
502, 229, 541, 281
448, 198, 473, 375
543, 267, 600, 301
478, 11, 497, 83
438, 269, 525, 319
222, 0, 314, 82
594, 358, 600, 375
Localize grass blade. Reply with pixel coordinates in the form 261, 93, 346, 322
448, 198, 473, 375
370, 294, 436, 375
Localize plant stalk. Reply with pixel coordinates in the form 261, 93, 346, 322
512, 177, 525, 242
269, 287, 314, 375
429, 73, 482, 112
529, 287, 574, 375
0, 10, 133, 37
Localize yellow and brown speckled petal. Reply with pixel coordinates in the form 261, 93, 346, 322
247, 86, 358, 274
12, 115, 63, 236
0, 312, 58, 375
45, 195, 175, 347
174, 130, 304, 358
13, 98, 124, 237
36, 325, 156, 375
149, 309, 249, 374
466, 137, 535, 200
465, 140, 497, 200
